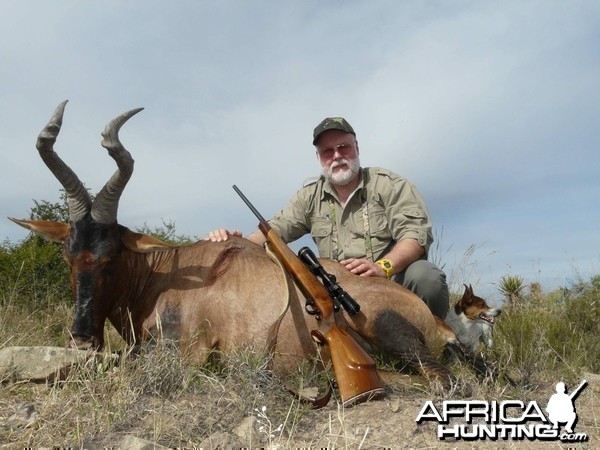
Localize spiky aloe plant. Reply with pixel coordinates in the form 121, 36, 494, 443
498, 274, 526, 304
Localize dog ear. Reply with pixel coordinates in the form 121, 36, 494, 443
462, 284, 474, 302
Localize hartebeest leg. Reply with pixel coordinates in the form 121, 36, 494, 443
36, 100, 92, 221
92, 107, 143, 224
368, 310, 456, 390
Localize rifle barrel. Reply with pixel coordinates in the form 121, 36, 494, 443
233, 184, 267, 223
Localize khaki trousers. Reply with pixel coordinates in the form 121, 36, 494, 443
392, 260, 449, 319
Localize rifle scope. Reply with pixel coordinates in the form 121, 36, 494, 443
298, 246, 361, 315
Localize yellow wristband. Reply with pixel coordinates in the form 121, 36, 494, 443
376, 259, 393, 279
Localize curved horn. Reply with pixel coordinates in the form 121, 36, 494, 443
36, 100, 92, 222
91, 107, 144, 224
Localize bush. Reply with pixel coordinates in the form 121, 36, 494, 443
1, 196, 71, 308
489, 274, 600, 386
135, 219, 196, 245
0, 237, 70, 307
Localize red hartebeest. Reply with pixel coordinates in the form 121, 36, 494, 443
10, 102, 465, 396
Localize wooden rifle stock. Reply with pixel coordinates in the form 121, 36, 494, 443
233, 185, 385, 407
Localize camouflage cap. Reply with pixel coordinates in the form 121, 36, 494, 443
312, 117, 356, 145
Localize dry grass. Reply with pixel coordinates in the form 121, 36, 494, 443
1, 272, 599, 448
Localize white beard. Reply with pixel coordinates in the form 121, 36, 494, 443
322, 156, 361, 186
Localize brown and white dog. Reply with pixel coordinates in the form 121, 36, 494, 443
445, 284, 501, 354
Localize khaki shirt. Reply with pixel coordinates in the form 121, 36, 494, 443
269, 167, 433, 261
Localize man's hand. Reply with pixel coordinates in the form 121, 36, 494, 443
204, 229, 242, 242
340, 258, 387, 278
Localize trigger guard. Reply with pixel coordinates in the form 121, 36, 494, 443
311, 330, 326, 346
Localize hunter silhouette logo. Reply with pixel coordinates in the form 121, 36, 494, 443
546, 379, 587, 434
416, 379, 589, 443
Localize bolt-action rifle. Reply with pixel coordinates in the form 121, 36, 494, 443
233, 185, 385, 407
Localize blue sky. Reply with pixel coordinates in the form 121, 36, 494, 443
1, 1, 599, 301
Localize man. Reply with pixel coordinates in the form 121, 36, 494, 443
207, 117, 449, 318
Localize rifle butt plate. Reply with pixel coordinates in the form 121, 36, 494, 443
342, 386, 386, 408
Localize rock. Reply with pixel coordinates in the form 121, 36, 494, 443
118, 435, 170, 450
233, 415, 259, 442
198, 431, 245, 449
2, 403, 38, 428
387, 395, 401, 413
298, 386, 320, 399
0, 346, 92, 383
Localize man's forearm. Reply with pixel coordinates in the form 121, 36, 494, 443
247, 229, 267, 246
382, 239, 425, 275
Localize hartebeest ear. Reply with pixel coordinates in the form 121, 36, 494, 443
8, 217, 70, 243
120, 228, 176, 253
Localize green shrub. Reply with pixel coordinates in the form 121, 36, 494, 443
135, 219, 197, 245
489, 274, 600, 386
0, 236, 70, 307
1, 196, 72, 308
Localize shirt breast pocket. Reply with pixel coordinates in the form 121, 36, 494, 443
368, 208, 390, 238
310, 218, 333, 258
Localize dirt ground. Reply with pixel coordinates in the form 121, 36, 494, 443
267, 381, 600, 449
1, 377, 598, 449
1, 349, 598, 450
